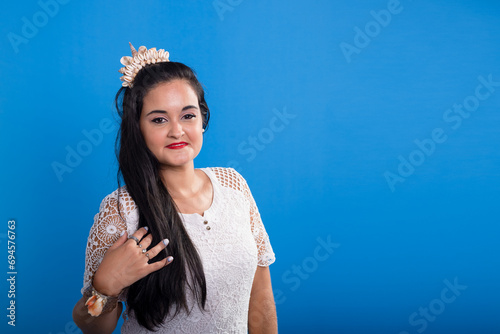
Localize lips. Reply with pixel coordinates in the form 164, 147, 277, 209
166, 142, 188, 149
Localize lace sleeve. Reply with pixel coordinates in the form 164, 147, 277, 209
212, 167, 276, 266
80, 189, 134, 301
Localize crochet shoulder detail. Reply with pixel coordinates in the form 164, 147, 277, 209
210, 167, 247, 192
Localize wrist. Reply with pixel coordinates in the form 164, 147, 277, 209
83, 283, 120, 317
92, 272, 122, 297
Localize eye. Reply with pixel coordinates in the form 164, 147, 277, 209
152, 117, 167, 124
183, 114, 196, 120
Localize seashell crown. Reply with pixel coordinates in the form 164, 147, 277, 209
118, 42, 170, 88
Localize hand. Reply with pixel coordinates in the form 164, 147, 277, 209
92, 227, 173, 296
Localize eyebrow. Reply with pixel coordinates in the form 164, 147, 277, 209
145, 105, 198, 116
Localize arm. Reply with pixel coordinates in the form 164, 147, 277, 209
72, 229, 130, 334
73, 194, 127, 334
73, 228, 171, 333
72, 297, 123, 334
248, 266, 278, 334
73, 193, 171, 334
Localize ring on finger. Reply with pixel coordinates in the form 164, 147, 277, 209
145, 253, 150, 259
142, 249, 147, 254
138, 244, 142, 248
128, 235, 140, 244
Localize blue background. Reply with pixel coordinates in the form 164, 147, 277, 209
1, 0, 499, 333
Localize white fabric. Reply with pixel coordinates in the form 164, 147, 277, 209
81, 167, 275, 333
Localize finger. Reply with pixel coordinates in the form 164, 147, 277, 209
145, 238, 169, 260
148, 256, 174, 273
109, 230, 128, 250
138, 234, 154, 249
127, 226, 149, 245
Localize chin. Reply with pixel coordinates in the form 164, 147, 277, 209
160, 159, 193, 168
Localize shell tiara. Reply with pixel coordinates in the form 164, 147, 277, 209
118, 42, 170, 88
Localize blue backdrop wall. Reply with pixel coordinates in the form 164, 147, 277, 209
1, 1, 499, 333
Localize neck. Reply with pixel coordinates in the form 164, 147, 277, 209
159, 162, 202, 200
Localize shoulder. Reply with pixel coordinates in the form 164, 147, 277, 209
91, 186, 139, 238
98, 186, 137, 216
206, 167, 248, 192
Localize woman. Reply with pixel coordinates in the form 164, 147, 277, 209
72, 44, 277, 333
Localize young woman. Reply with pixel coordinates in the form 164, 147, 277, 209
72, 44, 277, 333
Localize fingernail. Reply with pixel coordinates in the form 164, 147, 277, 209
167, 256, 173, 263
163, 239, 169, 246
120, 230, 125, 237
144, 226, 149, 231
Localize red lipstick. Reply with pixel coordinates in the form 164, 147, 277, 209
166, 142, 188, 149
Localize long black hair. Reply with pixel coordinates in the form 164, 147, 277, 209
114, 61, 210, 330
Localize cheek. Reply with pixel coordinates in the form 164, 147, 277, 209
140, 125, 161, 150
147, 132, 164, 148
188, 128, 203, 144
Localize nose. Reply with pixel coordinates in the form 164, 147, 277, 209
168, 119, 184, 139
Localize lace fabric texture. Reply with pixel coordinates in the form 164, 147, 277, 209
81, 167, 275, 333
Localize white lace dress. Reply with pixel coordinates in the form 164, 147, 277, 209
80, 167, 276, 333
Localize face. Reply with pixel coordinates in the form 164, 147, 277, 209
140, 79, 204, 169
